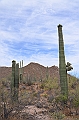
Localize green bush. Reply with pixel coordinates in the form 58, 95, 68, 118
40, 77, 58, 90
55, 94, 68, 103
73, 97, 79, 108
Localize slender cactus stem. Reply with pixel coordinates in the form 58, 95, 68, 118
58, 24, 68, 97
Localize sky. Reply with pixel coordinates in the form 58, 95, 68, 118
0, 0, 79, 77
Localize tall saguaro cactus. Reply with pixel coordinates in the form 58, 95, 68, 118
57, 24, 68, 97
11, 60, 19, 102
14, 63, 19, 100
15, 63, 19, 88
11, 60, 16, 96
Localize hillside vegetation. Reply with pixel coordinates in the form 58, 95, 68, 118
0, 62, 79, 120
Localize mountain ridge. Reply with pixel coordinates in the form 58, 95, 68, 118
0, 62, 59, 81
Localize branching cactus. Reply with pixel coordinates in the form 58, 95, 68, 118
58, 24, 68, 97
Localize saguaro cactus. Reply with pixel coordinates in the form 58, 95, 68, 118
46, 66, 49, 80
11, 60, 19, 101
22, 60, 24, 80
15, 63, 19, 88
11, 60, 16, 98
14, 63, 19, 100
20, 60, 23, 83
57, 24, 68, 97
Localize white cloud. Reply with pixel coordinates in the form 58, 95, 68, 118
0, 0, 79, 77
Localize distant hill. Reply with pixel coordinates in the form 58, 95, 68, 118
0, 66, 12, 80
0, 62, 59, 81
23, 62, 59, 81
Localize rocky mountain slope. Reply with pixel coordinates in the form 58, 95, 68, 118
0, 62, 59, 81
0, 62, 79, 120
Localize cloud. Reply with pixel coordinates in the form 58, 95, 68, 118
0, 0, 79, 77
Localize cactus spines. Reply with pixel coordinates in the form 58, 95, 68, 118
58, 24, 68, 97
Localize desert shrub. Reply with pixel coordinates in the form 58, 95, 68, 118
40, 77, 58, 90
68, 75, 77, 88
42, 93, 48, 98
72, 84, 79, 114
53, 111, 65, 120
48, 95, 54, 103
25, 75, 36, 86
55, 94, 68, 104
46, 78, 58, 90
33, 92, 38, 97
23, 76, 33, 86
40, 82, 45, 89
73, 97, 79, 108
